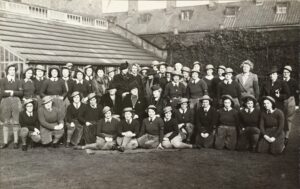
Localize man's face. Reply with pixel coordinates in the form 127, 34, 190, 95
165, 111, 172, 119
152, 90, 161, 98
108, 89, 117, 95
148, 109, 155, 117
191, 72, 198, 80
44, 101, 53, 109
97, 69, 104, 77
183, 71, 189, 79
193, 64, 200, 71
206, 69, 213, 76
173, 75, 180, 82
181, 102, 188, 109
26, 103, 34, 113
283, 70, 290, 78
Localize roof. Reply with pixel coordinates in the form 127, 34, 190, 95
103, 1, 300, 35
0, 11, 160, 66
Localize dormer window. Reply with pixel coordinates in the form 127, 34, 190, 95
180, 10, 193, 21
276, 2, 289, 14
224, 6, 239, 17
138, 13, 152, 24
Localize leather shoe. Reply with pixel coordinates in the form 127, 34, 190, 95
22, 145, 28, 151
13, 143, 19, 149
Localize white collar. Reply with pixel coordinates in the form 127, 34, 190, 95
179, 108, 187, 114
172, 81, 179, 86
50, 77, 58, 82
76, 79, 83, 84
203, 106, 210, 112
193, 78, 200, 83
24, 78, 32, 83
164, 117, 171, 122
205, 75, 214, 80
62, 77, 69, 81
26, 111, 33, 116
224, 107, 232, 111
126, 118, 132, 124
73, 102, 81, 108
7, 75, 15, 82
283, 77, 290, 81
225, 79, 232, 84
36, 76, 44, 81
105, 118, 112, 122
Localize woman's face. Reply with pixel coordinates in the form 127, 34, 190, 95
7, 66, 16, 76
131, 88, 138, 96
62, 69, 69, 78
97, 69, 104, 77
183, 71, 189, 79
124, 111, 132, 120
181, 102, 188, 109
89, 98, 97, 106
148, 109, 156, 117
86, 68, 93, 77
36, 70, 44, 78
224, 99, 232, 109
109, 89, 117, 95
159, 65, 166, 74
26, 103, 34, 112
121, 68, 128, 75
263, 100, 272, 110
73, 95, 81, 103
152, 90, 161, 98
202, 100, 210, 109
193, 64, 200, 71
131, 65, 138, 75
104, 111, 112, 119
77, 72, 84, 80
44, 101, 53, 109
108, 71, 115, 78
51, 69, 58, 78
242, 64, 251, 73
270, 72, 278, 81
25, 69, 33, 79
206, 69, 213, 76
218, 69, 224, 76
225, 73, 232, 80
191, 72, 199, 80
175, 64, 182, 71
246, 100, 254, 109
173, 75, 180, 82
165, 111, 172, 119
141, 70, 147, 76
283, 70, 290, 78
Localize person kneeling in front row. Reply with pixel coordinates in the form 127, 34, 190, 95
19, 99, 41, 151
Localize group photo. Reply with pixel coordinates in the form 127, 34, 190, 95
0, 0, 299, 189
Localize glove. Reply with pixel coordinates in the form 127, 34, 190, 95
157, 143, 164, 150
105, 137, 113, 142
34, 128, 40, 135
70, 122, 75, 127
264, 135, 271, 142
269, 137, 276, 143
133, 114, 139, 119
86, 122, 92, 126
54, 124, 63, 130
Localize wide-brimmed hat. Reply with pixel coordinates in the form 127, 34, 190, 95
102, 106, 111, 114
74, 68, 85, 76
48, 66, 60, 78
146, 105, 157, 111
61, 66, 71, 71
42, 96, 53, 105
217, 65, 226, 71
283, 65, 292, 73
87, 93, 97, 101
267, 66, 279, 75
222, 95, 234, 105
5, 63, 18, 73
70, 91, 81, 98
199, 95, 212, 102
174, 62, 183, 67
107, 83, 117, 91
66, 63, 73, 69
193, 61, 200, 65
35, 65, 46, 72
205, 64, 214, 70
24, 98, 34, 107
83, 65, 93, 72
151, 84, 162, 91
123, 107, 134, 113
166, 66, 174, 73
152, 60, 160, 67
147, 69, 157, 76
191, 68, 200, 74
140, 67, 149, 72
159, 62, 167, 67
163, 106, 172, 114
241, 94, 257, 104
120, 61, 129, 70
23, 67, 33, 74
129, 82, 139, 91
261, 96, 276, 106
240, 60, 254, 70
107, 67, 115, 73
178, 98, 189, 104
224, 67, 234, 74
172, 71, 183, 77
182, 66, 191, 73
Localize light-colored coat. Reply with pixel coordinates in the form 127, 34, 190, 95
235, 72, 260, 99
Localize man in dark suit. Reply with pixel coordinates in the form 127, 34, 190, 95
123, 82, 146, 123
113, 61, 134, 98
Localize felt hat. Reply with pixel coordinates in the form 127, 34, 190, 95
283, 65, 292, 73
120, 61, 129, 70
151, 84, 162, 91
163, 106, 172, 114
222, 95, 234, 105
87, 93, 97, 101
123, 107, 134, 113
166, 66, 174, 73
182, 66, 191, 73
48, 66, 60, 78
174, 62, 182, 67
147, 69, 157, 76
35, 65, 46, 72
178, 98, 189, 104
224, 67, 234, 74
24, 98, 34, 107
42, 96, 53, 105
193, 61, 200, 65
191, 68, 201, 74
23, 67, 33, 74
61, 65, 71, 70
241, 94, 257, 104
172, 71, 183, 77
159, 62, 167, 67
267, 66, 279, 75
199, 95, 213, 102
70, 91, 81, 98
146, 105, 157, 111
83, 65, 93, 72
102, 106, 111, 114
107, 67, 115, 73
107, 83, 117, 91
205, 64, 215, 70
217, 65, 226, 71
129, 82, 139, 91
140, 67, 149, 71
262, 96, 276, 106
152, 60, 160, 67
66, 62, 73, 69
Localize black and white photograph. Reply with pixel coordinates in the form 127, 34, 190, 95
0, 0, 299, 188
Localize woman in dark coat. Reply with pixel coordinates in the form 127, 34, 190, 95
257, 96, 285, 155
100, 84, 122, 116
237, 95, 260, 152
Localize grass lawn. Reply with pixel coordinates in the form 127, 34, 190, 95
0, 113, 299, 189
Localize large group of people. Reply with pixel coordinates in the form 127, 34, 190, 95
0, 60, 298, 155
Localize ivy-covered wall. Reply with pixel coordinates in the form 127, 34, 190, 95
166, 29, 300, 80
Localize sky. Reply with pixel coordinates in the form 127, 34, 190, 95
102, 0, 239, 13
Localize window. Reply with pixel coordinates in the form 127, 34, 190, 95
276, 2, 289, 14
224, 6, 239, 17
180, 10, 193, 21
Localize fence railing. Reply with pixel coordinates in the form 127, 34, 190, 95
0, 0, 108, 30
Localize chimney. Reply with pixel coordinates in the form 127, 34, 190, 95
166, 0, 176, 14
128, 0, 138, 15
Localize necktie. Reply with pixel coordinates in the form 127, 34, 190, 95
267, 110, 271, 114
149, 118, 153, 123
